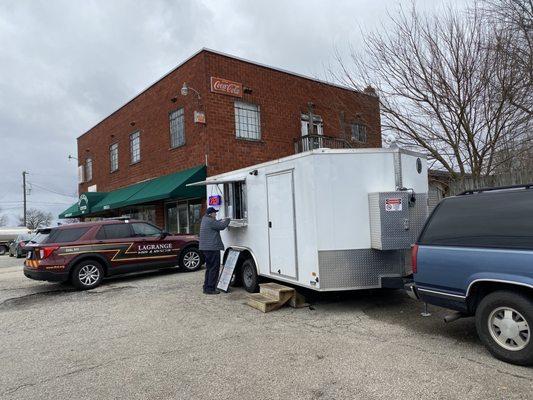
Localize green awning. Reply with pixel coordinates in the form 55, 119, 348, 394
126, 165, 206, 204
58, 192, 108, 219
90, 165, 206, 212
58, 203, 83, 219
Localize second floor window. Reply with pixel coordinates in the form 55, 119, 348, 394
351, 123, 367, 143
85, 158, 93, 182
235, 101, 261, 140
130, 131, 141, 164
110, 143, 118, 172
301, 114, 323, 136
169, 108, 185, 148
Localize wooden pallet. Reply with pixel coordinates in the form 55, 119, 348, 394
247, 282, 307, 313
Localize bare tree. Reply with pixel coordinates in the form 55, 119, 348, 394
334, 3, 532, 180
480, 0, 532, 116
18, 208, 53, 230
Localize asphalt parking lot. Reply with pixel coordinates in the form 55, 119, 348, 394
0, 256, 531, 400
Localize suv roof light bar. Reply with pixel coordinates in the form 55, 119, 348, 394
458, 183, 533, 195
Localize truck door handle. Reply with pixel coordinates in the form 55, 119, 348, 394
268, 221, 272, 228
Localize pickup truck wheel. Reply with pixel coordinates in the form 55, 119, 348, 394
71, 261, 104, 290
242, 258, 259, 293
475, 291, 533, 366
178, 248, 203, 272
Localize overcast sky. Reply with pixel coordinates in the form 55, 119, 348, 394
0, 0, 468, 226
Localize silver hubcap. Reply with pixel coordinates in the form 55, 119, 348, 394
488, 307, 530, 351
183, 251, 200, 270
78, 265, 100, 286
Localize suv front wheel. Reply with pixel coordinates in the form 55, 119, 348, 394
71, 260, 104, 290
475, 290, 533, 366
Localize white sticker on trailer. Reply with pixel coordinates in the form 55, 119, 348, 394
385, 198, 402, 211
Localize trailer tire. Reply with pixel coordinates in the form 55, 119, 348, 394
242, 258, 259, 293
0, 245, 7, 256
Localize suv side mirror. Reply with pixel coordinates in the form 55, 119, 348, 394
160, 231, 170, 239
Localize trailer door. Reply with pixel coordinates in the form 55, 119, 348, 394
266, 170, 297, 279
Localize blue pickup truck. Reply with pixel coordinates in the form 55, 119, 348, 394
406, 184, 533, 365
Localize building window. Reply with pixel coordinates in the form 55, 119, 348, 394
351, 123, 367, 143
165, 199, 202, 234
169, 108, 185, 148
110, 143, 118, 172
85, 158, 93, 182
130, 131, 141, 164
235, 101, 261, 140
301, 114, 323, 136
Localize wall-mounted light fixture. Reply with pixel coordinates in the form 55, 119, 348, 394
181, 82, 201, 100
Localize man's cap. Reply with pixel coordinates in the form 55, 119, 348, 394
206, 207, 219, 214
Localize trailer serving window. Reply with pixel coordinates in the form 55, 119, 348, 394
224, 181, 247, 220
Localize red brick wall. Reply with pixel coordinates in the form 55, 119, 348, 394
78, 52, 209, 193
202, 52, 381, 176
77, 50, 381, 194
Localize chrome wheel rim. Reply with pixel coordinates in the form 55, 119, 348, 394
78, 265, 100, 286
183, 251, 200, 270
488, 306, 530, 351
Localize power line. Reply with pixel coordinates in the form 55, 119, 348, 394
27, 182, 77, 198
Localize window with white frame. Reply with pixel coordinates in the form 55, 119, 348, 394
235, 101, 261, 140
169, 108, 185, 148
351, 123, 367, 143
130, 131, 140, 163
224, 181, 247, 220
301, 114, 323, 136
85, 158, 93, 181
110, 143, 118, 172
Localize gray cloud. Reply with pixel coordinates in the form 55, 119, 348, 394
0, 0, 468, 225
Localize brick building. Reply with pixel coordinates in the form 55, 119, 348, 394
59, 49, 381, 233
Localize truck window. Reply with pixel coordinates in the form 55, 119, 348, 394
46, 227, 90, 243
419, 190, 533, 250
224, 181, 247, 220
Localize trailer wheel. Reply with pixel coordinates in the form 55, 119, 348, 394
0, 245, 7, 256
242, 258, 259, 293
475, 290, 533, 366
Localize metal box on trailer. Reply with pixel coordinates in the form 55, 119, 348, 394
190, 147, 429, 292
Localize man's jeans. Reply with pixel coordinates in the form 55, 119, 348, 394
203, 250, 221, 292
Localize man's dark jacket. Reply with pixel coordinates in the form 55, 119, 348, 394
199, 216, 231, 251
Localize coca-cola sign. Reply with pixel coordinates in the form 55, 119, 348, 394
210, 77, 243, 98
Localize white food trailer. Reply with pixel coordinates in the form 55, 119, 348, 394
190, 147, 429, 292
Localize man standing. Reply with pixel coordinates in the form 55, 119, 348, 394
199, 207, 231, 295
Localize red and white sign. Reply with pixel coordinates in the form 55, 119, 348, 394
194, 111, 206, 124
385, 198, 402, 211
210, 77, 243, 98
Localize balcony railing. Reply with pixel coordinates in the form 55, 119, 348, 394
294, 134, 352, 153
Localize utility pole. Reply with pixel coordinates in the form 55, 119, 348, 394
22, 171, 27, 227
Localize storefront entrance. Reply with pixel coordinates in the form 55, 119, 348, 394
165, 198, 202, 235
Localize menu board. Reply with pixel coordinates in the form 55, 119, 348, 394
217, 249, 240, 292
